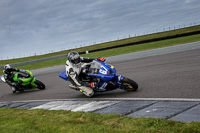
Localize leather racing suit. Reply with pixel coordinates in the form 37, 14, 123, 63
65, 57, 95, 97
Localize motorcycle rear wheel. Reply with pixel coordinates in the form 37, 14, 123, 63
35, 80, 45, 90
119, 77, 138, 91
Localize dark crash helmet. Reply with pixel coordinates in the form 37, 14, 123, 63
67, 51, 81, 67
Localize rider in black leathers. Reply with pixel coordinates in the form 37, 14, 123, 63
3, 64, 23, 92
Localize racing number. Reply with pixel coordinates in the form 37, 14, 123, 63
99, 69, 107, 74
99, 66, 108, 74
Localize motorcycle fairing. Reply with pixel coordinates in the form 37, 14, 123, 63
59, 59, 126, 92
88, 60, 125, 91
59, 70, 70, 81
13, 70, 36, 86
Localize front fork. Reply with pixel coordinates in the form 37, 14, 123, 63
95, 74, 125, 91
114, 74, 125, 89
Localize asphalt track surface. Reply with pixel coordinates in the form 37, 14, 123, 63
1, 42, 200, 102
1, 42, 200, 122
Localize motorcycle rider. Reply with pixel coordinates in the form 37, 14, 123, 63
3, 64, 23, 93
65, 51, 106, 97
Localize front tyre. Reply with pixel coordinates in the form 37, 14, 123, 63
119, 77, 138, 91
35, 80, 45, 90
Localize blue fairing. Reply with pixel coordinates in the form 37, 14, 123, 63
88, 60, 116, 82
88, 74, 115, 82
59, 70, 69, 81
59, 60, 124, 92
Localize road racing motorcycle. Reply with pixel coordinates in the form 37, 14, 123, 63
59, 59, 138, 96
1, 70, 45, 93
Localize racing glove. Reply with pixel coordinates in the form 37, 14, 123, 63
97, 57, 106, 62
88, 82, 97, 88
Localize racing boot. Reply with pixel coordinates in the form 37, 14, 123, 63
69, 84, 79, 90
79, 86, 94, 97
11, 86, 17, 93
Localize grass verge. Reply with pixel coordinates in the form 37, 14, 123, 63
0, 25, 200, 66
0, 33, 198, 76
0, 108, 200, 133
0, 27, 200, 133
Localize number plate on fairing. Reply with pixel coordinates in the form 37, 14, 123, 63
99, 65, 108, 75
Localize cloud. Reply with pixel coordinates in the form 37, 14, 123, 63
0, 0, 199, 59
186, 0, 191, 3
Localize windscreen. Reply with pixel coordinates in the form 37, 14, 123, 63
88, 60, 102, 74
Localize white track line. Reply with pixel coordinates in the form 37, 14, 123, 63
1, 98, 200, 104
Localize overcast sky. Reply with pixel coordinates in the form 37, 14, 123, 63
0, 0, 200, 60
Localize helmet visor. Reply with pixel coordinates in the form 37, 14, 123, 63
72, 57, 80, 64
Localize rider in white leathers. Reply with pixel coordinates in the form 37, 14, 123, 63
65, 51, 105, 97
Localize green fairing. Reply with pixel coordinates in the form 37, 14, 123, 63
13, 73, 19, 82
13, 70, 36, 86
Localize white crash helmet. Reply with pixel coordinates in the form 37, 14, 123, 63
4, 64, 11, 69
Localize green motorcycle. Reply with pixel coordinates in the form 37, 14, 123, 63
1, 70, 45, 93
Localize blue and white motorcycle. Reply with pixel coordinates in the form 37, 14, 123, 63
59, 59, 138, 96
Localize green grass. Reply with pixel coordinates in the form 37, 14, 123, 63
1, 26, 200, 133
0, 25, 200, 66
0, 108, 200, 133
0, 33, 199, 76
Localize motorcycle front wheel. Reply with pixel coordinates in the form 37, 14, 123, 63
34, 80, 46, 90
119, 77, 138, 91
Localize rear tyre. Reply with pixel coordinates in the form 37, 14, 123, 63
119, 77, 138, 91
35, 80, 45, 90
